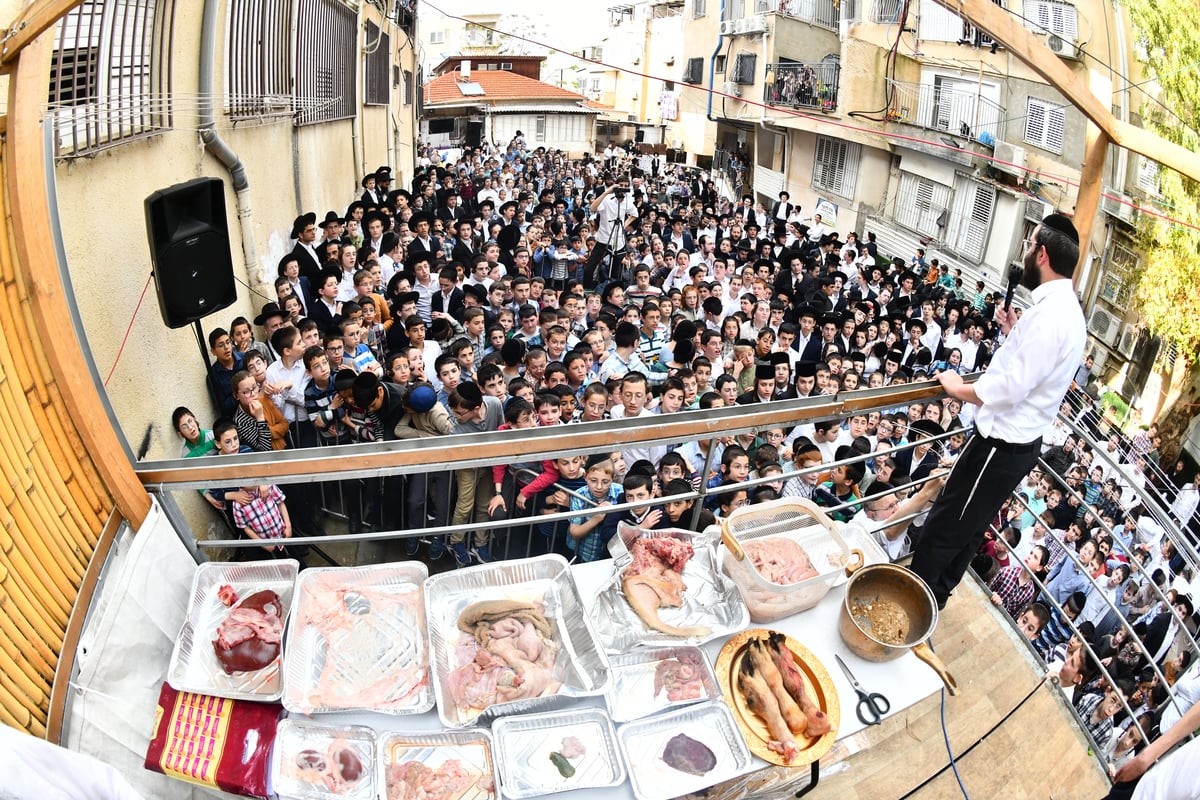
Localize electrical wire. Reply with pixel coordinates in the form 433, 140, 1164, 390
940, 686, 970, 799
422, 0, 1200, 233
104, 274, 152, 387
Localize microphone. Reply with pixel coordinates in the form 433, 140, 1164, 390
1004, 266, 1022, 312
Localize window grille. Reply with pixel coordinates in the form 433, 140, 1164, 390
812, 136, 860, 199
364, 21, 390, 106
294, 0, 356, 125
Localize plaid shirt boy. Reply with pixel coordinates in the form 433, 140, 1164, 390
232, 485, 287, 546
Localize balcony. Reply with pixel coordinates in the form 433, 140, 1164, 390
762, 0, 841, 31
764, 60, 839, 112
884, 78, 1005, 145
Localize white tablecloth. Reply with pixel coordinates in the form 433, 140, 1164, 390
280, 558, 944, 800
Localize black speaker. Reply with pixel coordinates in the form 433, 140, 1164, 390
145, 177, 237, 329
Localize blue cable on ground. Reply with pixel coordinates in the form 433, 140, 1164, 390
940, 686, 970, 799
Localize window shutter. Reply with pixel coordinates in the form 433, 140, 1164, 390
1044, 104, 1065, 153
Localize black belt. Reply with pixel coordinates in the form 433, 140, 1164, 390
978, 434, 1042, 455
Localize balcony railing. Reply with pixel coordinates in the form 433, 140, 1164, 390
885, 78, 1005, 144
764, 60, 840, 111
764, 0, 841, 31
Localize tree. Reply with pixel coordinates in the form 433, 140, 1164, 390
1124, 0, 1200, 457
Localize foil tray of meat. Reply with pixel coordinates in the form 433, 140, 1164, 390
272, 720, 375, 800
283, 563, 433, 715
592, 526, 749, 652
492, 707, 625, 799
616, 701, 751, 800
168, 560, 299, 702
605, 645, 720, 723
719, 498, 855, 623
424, 555, 611, 729
378, 729, 498, 800
714, 628, 840, 768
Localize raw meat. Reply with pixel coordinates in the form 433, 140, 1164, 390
767, 631, 831, 736
743, 537, 820, 585
747, 637, 807, 735
217, 584, 238, 606
622, 538, 711, 639
212, 589, 284, 675
737, 652, 800, 763
288, 740, 365, 794
559, 736, 586, 760
653, 650, 706, 701
386, 758, 485, 800
661, 733, 717, 776
446, 597, 561, 720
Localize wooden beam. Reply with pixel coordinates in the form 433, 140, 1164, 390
933, 0, 1200, 185
0, 1, 82, 64
6, 30, 151, 527
1074, 127, 1111, 285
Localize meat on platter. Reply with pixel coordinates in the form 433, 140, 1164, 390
735, 633, 830, 763
386, 758, 493, 800
742, 537, 820, 585
445, 598, 561, 719
653, 650, 706, 701
622, 538, 711, 639
212, 589, 284, 675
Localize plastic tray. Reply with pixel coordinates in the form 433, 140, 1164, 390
492, 707, 625, 798
605, 645, 720, 723
272, 719, 376, 800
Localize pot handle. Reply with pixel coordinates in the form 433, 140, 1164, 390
912, 641, 959, 696
720, 520, 745, 562
843, 548, 865, 579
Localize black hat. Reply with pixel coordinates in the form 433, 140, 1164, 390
754, 363, 775, 381
871, 342, 889, 359
894, 365, 913, 380
672, 319, 698, 342
352, 372, 381, 407
333, 368, 358, 391
253, 302, 285, 326
395, 291, 419, 307
829, 270, 848, 284
906, 318, 928, 335
908, 419, 943, 439
796, 304, 821, 321
500, 337, 526, 366
455, 381, 483, 408
320, 210, 344, 228
899, 270, 919, 284
585, 453, 612, 470
361, 172, 378, 188
345, 201, 365, 217
1041, 213, 1079, 244
795, 362, 817, 378
885, 348, 905, 363
290, 211, 317, 239
408, 210, 433, 227
462, 282, 487, 303
375, 166, 393, 179
819, 314, 841, 328
769, 351, 791, 367
404, 251, 434, 270
388, 189, 411, 203
499, 200, 518, 214
736, 239, 754, 251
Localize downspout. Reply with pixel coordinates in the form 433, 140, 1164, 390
707, 0, 727, 122
199, 0, 261, 284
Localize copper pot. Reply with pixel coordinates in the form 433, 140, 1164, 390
838, 562, 958, 695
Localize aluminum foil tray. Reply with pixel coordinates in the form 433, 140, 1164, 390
605, 645, 720, 723
424, 555, 611, 729
592, 527, 749, 651
272, 719, 376, 800
492, 707, 625, 799
283, 563, 433, 715
378, 729, 498, 800
168, 559, 298, 702
616, 701, 752, 800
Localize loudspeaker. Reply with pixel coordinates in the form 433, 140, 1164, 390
145, 177, 237, 329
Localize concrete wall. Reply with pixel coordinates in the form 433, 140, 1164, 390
53, 0, 417, 463
782, 130, 891, 234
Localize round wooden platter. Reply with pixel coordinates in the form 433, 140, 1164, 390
714, 628, 840, 768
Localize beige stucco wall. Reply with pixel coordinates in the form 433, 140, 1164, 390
52, 0, 416, 464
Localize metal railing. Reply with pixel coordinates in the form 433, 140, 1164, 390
769, 0, 841, 31
764, 61, 840, 111
885, 78, 1006, 145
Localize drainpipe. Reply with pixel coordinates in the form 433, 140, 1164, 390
707, 0, 727, 123
199, 0, 260, 284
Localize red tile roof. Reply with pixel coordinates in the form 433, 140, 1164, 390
424, 70, 589, 106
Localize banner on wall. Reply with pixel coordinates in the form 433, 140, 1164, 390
814, 198, 838, 225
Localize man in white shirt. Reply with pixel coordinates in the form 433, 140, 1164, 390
910, 214, 1087, 609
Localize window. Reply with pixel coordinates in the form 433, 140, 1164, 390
895, 172, 952, 237
1024, 97, 1066, 153
403, 69, 413, 105
429, 30, 445, 44
1137, 155, 1159, 195
50, 0, 175, 157
812, 136, 860, 198
224, 0, 292, 118
694, 0, 707, 16
683, 57, 704, 84
535, 116, 547, 143
732, 53, 757, 84
364, 21, 390, 106
500, 61, 513, 70
1100, 240, 1137, 306
428, 118, 455, 135
723, 0, 745, 20
872, 0, 904, 23
1024, 0, 1078, 39
295, 0, 356, 124
715, 55, 727, 73
948, 174, 996, 261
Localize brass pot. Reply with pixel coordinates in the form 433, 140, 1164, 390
838, 562, 958, 695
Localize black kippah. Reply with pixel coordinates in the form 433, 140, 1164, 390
1041, 213, 1079, 244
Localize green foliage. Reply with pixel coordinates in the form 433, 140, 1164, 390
1126, 0, 1200, 356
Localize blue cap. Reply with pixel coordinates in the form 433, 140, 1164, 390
408, 384, 436, 413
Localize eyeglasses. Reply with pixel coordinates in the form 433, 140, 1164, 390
238, 385, 260, 397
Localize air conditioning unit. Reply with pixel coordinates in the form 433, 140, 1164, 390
742, 14, 768, 32
719, 19, 737, 35
1046, 34, 1081, 61
733, 18, 749, 33
990, 140, 1027, 179
1101, 188, 1135, 224
1117, 323, 1138, 359
1088, 307, 1120, 346
722, 81, 741, 97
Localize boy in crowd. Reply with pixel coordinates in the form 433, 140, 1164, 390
568, 455, 622, 561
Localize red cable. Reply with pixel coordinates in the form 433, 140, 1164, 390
104, 274, 152, 387
422, 1, 1199, 233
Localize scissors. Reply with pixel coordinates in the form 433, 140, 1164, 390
835, 655, 891, 726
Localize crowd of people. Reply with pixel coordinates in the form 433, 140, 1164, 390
169, 134, 1200, 795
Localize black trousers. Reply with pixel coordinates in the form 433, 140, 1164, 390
909, 432, 1042, 607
